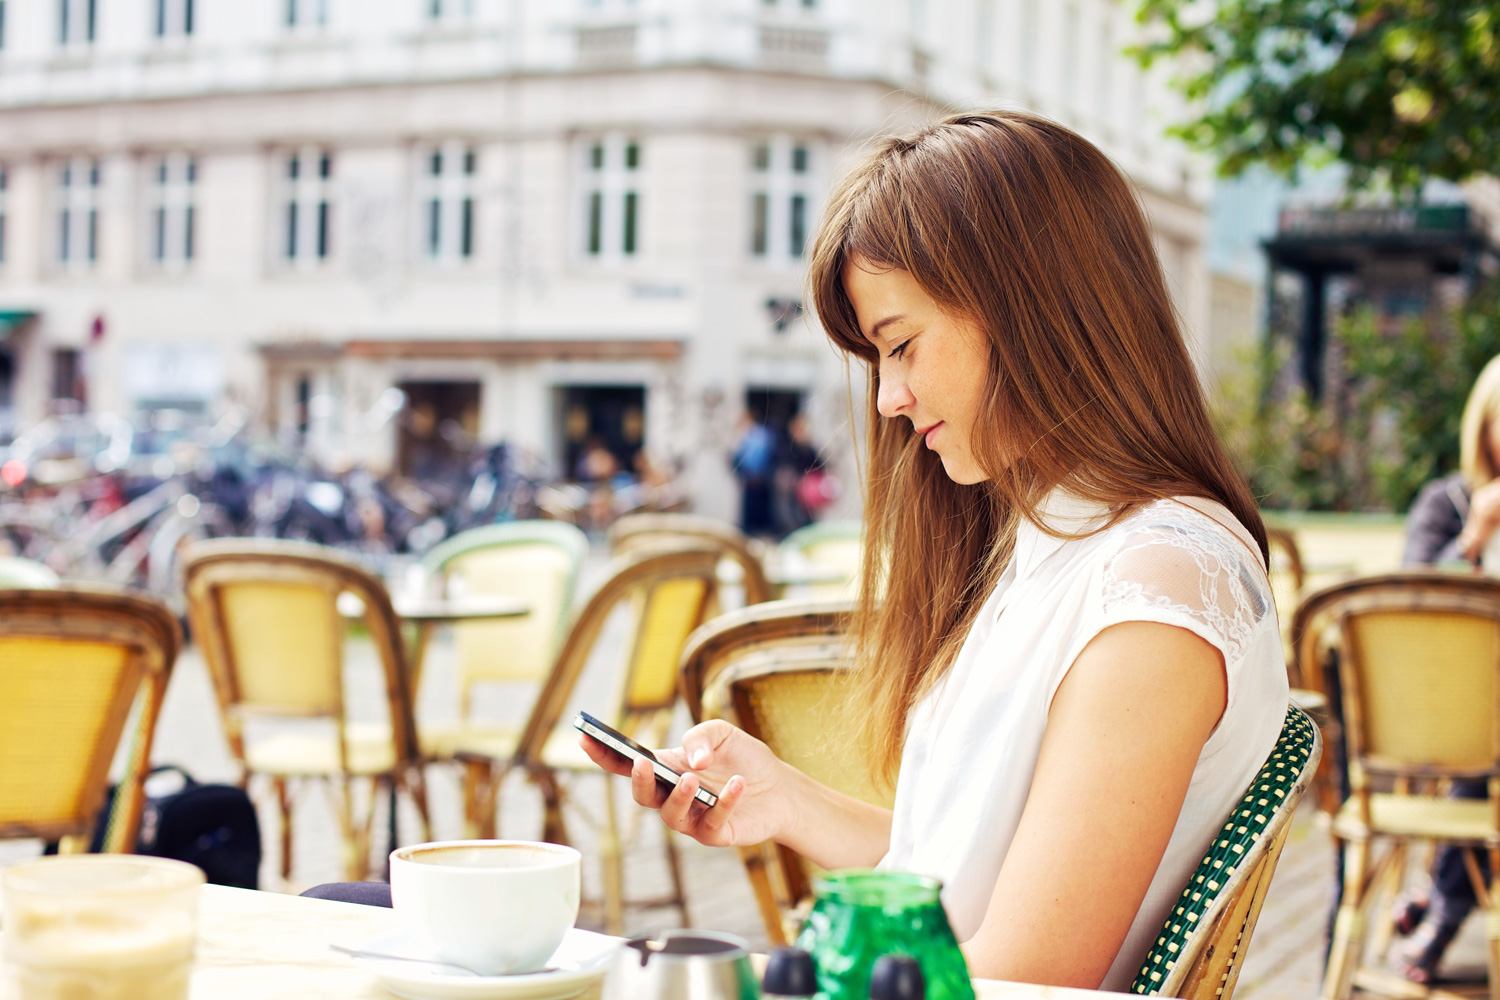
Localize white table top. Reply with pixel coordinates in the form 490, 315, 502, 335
0, 884, 1131, 1000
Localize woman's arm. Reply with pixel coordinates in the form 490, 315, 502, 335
960, 620, 1226, 988
581, 719, 892, 870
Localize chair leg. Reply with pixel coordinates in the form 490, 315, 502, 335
662, 826, 691, 927
332, 776, 368, 883
403, 765, 433, 844
534, 769, 570, 846
461, 759, 503, 840
273, 777, 293, 883
1370, 840, 1409, 960
1323, 838, 1371, 1000
600, 776, 625, 936
738, 844, 789, 946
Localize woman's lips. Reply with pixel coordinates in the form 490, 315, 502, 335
922, 422, 943, 448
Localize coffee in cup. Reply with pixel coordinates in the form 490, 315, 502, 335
388, 840, 581, 976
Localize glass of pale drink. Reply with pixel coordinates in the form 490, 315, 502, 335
2, 855, 204, 1000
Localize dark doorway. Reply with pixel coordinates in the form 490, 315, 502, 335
558, 385, 645, 482
745, 387, 803, 436
396, 380, 481, 480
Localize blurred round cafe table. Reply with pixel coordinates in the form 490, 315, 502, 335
0, 881, 1144, 1000
337, 590, 530, 689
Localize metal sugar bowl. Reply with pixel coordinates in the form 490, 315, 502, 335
604, 931, 760, 1000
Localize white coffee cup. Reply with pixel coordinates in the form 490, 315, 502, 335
389, 840, 581, 976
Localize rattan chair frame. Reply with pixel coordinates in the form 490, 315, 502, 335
679, 598, 860, 945
181, 538, 430, 882
458, 543, 721, 933
1289, 573, 1500, 1000
609, 513, 773, 606
0, 586, 181, 853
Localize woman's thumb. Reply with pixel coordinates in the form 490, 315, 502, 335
682, 719, 731, 769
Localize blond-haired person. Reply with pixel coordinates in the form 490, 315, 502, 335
1404, 355, 1500, 567
582, 113, 1287, 991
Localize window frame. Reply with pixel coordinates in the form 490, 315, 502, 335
747, 135, 816, 266
144, 152, 197, 272
415, 140, 479, 267
278, 147, 334, 269
577, 134, 642, 264
58, 0, 98, 48
283, 0, 329, 32
54, 156, 102, 272
153, 0, 195, 40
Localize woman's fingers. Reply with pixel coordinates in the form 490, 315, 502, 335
579, 734, 634, 777
690, 775, 745, 839
630, 756, 670, 808
680, 719, 734, 771
658, 771, 707, 832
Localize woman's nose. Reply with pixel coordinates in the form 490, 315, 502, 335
877, 376, 914, 418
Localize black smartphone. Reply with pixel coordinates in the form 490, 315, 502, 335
573, 711, 719, 807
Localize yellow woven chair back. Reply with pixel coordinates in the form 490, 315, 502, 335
182, 539, 419, 765
515, 544, 721, 763
680, 599, 886, 942
610, 513, 772, 606
1342, 601, 1500, 774
0, 588, 180, 852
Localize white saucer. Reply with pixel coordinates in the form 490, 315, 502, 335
343, 927, 620, 1000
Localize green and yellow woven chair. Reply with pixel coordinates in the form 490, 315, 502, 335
775, 520, 862, 601
418, 520, 588, 834
679, 598, 887, 945
0, 587, 181, 855
1131, 707, 1322, 1000
458, 543, 721, 933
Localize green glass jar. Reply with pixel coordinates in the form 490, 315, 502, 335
794, 871, 974, 1000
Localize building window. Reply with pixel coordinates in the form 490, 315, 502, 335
749, 137, 814, 263
580, 136, 640, 261
281, 149, 333, 265
418, 142, 477, 264
284, 0, 328, 30
426, 0, 474, 22
53, 348, 82, 405
59, 0, 97, 46
56, 157, 101, 269
154, 0, 194, 38
146, 154, 196, 268
1, 2, 8, 51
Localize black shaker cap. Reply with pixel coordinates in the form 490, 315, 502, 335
762, 947, 818, 998
869, 955, 925, 1000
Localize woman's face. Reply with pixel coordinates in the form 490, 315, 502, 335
843, 257, 993, 485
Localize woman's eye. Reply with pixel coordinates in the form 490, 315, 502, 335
886, 341, 910, 360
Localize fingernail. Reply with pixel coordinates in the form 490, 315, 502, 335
690, 749, 708, 768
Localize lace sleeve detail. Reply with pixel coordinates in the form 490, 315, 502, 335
1098, 509, 1273, 667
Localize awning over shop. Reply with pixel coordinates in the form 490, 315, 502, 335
0, 311, 37, 339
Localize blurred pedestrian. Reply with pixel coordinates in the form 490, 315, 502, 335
731, 413, 775, 537
772, 413, 823, 536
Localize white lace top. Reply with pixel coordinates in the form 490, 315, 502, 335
877, 491, 1288, 992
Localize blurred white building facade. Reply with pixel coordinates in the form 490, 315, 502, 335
0, 0, 1208, 521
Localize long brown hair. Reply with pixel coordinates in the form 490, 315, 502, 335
808, 111, 1268, 781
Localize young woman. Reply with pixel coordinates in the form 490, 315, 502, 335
582, 111, 1288, 991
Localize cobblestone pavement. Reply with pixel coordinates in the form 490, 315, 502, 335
3, 559, 1492, 998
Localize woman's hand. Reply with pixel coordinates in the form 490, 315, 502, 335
579, 720, 796, 849
1457, 480, 1500, 562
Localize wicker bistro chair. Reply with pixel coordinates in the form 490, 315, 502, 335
0, 587, 181, 855
1286, 574, 1500, 1000
1131, 707, 1321, 999
181, 539, 431, 883
455, 544, 721, 934
678, 598, 891, 945
610, 512, 773, 608
775, 520, 862, 601
417, 521, 588, 793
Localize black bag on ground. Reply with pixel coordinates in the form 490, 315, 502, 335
48, 766, 262, 890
